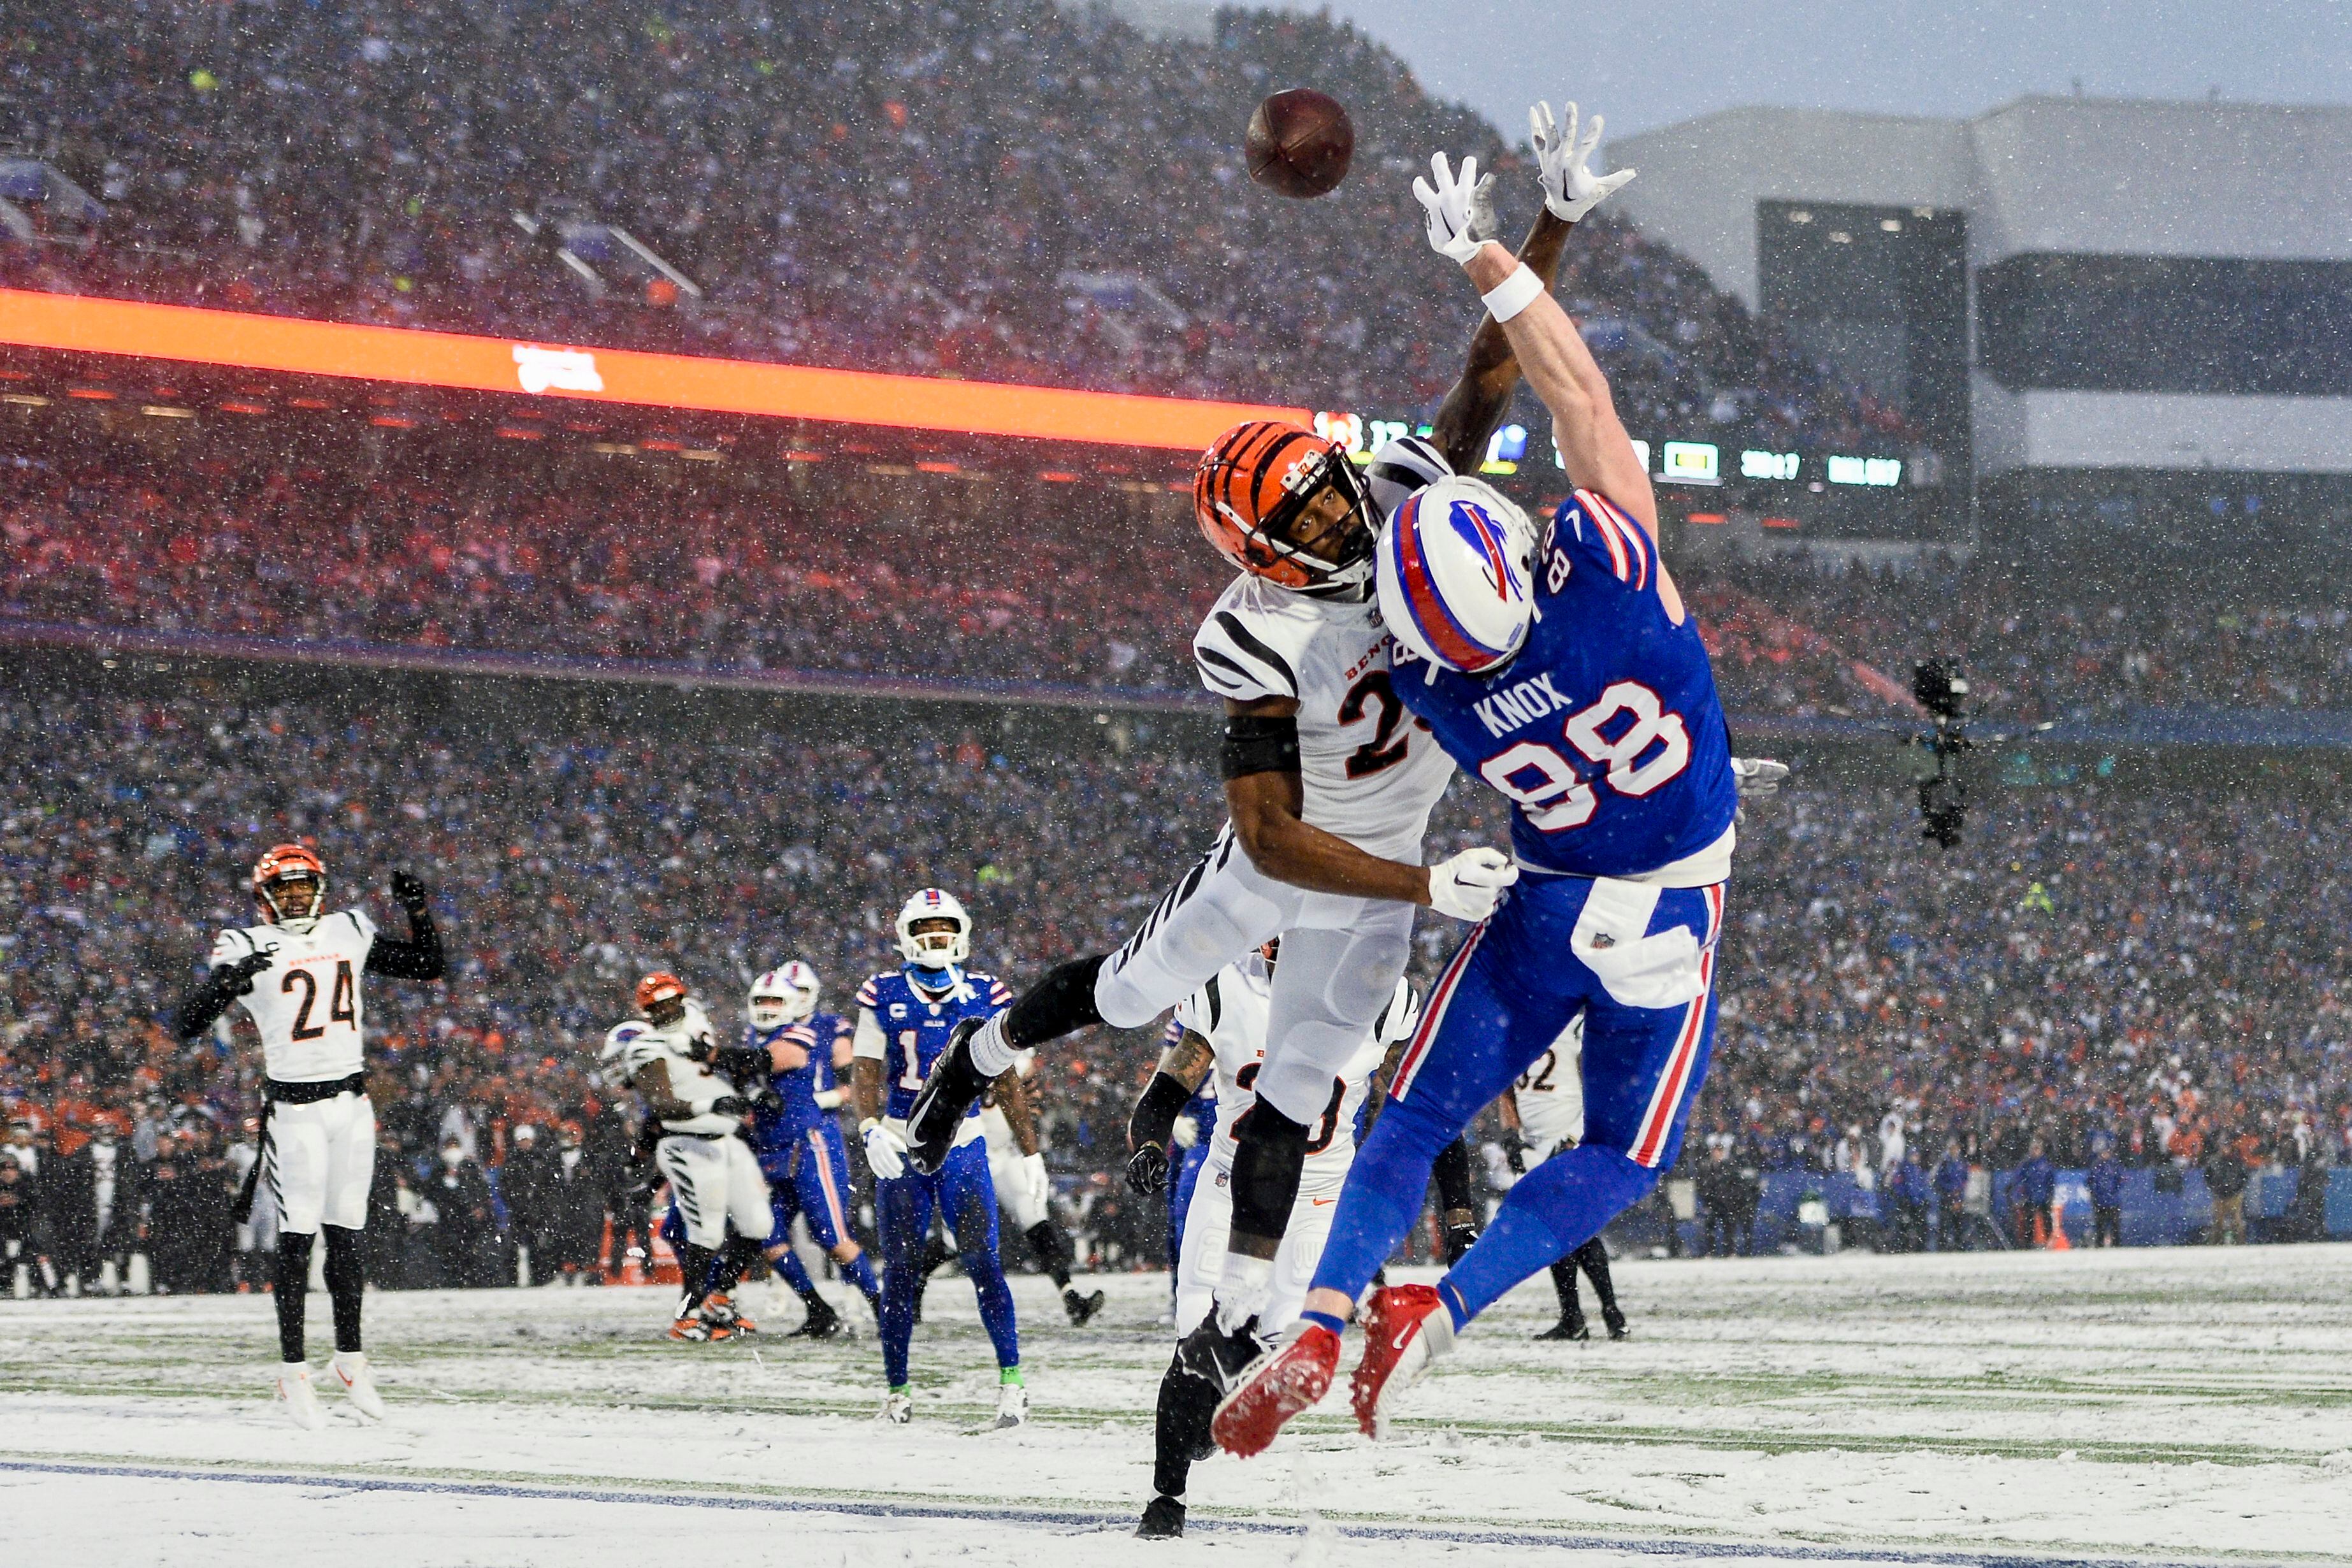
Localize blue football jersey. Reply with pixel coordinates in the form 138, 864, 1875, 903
857, 967, 1014, 1122
1392, 489, 1736, 879
749, 1011, 851, 1163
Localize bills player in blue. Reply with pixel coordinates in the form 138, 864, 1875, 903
852, 889, 1030, 1427
745, 962, 883, 1334
1216, 113, 1743, 1456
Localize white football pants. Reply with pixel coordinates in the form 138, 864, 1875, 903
263, 1091, 375, 1235
1172, 1152, 1350, 1339
656, 1135, 774, 1250
1095, 822, 1415, 1124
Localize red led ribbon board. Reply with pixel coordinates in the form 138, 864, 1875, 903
0, 289, 1309, 450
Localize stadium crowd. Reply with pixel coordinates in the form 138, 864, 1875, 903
3, 0, 1903, 453
6, 458, 2346, 719
2, 680, 2347, 1293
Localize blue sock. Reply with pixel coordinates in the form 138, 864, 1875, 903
1441, 1144, 1655, 1327
963, 1245, 1021, 1370
1299, 1308, 1346, 1339
842, 1251, 881, 1309
768, 1246, 817, 1296
1306, 1092, 1457, 1301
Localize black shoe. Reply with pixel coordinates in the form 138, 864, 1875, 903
1535, 1315, 1591, 1341
1602, 1306, 1629, 1341
1443, 1220, 1480, 1266
1175, 1313, 1271, 1398
792, 1295, 844, 1339
905, 1018, 995, 1174
1135, 1495, 1187, 1539
1064, 1287, 1107, 1327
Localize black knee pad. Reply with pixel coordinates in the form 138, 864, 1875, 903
1227, 1104, 1311, 1244
1005, 956, 1107, 1049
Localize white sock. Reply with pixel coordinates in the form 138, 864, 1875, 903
1213, 1254, 1274, 1335
967, 1014, 1017, 1078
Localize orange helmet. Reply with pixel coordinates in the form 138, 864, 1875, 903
252, 843, 327, 924
1192, 421, 1377, 596
635, 972, 688, 1013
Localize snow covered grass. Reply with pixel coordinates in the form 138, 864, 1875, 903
2, 1245, 2347, 1565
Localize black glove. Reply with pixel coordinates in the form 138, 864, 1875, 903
1505, 1137, 1529, 1176
217, 950, 273, 998
1125, 1141, 1170, 1196
391, 871, 431, 917
710, 1095, 753, 1118
747, 1085, 783, 1112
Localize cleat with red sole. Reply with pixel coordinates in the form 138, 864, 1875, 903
1209, 1322, 1340, 1458
1349, 1284, 1455, 1439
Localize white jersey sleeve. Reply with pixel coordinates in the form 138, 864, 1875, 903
1192, 594, 1315, 704
1364, 435, 1454, 522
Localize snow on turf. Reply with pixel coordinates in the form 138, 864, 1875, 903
1, 1246, 2346, 1564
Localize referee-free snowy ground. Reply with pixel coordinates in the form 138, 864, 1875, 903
2, 1247, 2348, 1567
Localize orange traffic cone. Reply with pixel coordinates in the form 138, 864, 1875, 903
2047, 1198, 2072, 1250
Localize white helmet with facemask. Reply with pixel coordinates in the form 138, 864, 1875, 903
895, 888, 972, 969
747, 961, 820, 1029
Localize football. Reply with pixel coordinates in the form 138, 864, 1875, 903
1245, 87, 1354, 198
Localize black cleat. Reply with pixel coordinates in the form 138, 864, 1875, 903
791, 1294, 844, 1340
1135, 1494, 1187, 1539
905, 1018, 997, 1174
1535, 1315, 1591, 1341
1063, 1287, 1107, 1327
1443, 1220, 1480, 1266
1602, 1306, 1630, 1341
1175, 1313, 1273, 1398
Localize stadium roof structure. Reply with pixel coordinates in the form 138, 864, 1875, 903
0, 288, 1308, 452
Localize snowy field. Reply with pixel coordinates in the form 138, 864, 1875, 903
3, 1246, 2349, 1567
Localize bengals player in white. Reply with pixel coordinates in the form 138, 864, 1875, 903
909, 104, 1637, 1400
173, 844, 444, 1428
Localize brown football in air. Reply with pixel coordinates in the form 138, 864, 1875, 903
1246, 88, 1355, 199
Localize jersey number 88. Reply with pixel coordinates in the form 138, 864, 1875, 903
1477, 680, 1690, 833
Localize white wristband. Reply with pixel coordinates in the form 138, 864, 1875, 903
1480, 264, 1545, 323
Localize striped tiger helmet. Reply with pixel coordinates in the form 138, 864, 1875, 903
251, 843, 327, 928
1192, 421, 1377, 597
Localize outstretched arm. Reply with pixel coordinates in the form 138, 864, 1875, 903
1425, 206, 1574, 475
366, 872, 445, 981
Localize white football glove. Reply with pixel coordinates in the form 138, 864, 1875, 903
1412, 152, 1499, 266
1531, 100, 1635, 222
1731, 757, 1791, 799
1171, 1113, 1200, 1151
1019, 1151, 1050, 1212
861, 1118, 907, 1181
1427, 847, 1519, 921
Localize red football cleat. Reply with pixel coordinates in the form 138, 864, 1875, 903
1350, 1284, 1455, 1439
1209, 1322, 1341, 1458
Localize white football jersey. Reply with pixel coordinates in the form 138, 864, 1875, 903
1171, 953, 1413, 1183
1514, 1009, 1588, 1151
615, 1000, 740, 1136
1192, 438, 1457, 861
209, 910, 378, 1083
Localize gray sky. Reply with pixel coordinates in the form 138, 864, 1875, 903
1315, 0, 2352, 142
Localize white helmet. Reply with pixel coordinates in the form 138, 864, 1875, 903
1376, 476, 1536, 675
748, 961, 820, 1029
599, 1019, 648, 1071
895, 888, 972, 968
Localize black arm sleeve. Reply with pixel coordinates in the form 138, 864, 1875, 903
1128, 1071, 1195, 1153
171, 975, 236, 1042
366, 907, 445, 981
1432, 1135, 1478, 1216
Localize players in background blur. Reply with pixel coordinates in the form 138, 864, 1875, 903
1500, 1013, 1628, 1341
602, 972, 776, 1342
853, 891, 1030, 1427
980, 1053, 1106, 1327
744, 963, 883, 1334
172, 844, 444, 1427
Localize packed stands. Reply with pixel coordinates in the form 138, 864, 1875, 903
6, 456, 2346, 719
3, 679, 2345, 1281
1, 1, 1901, 452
